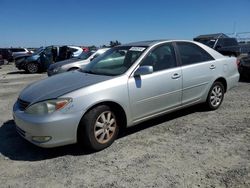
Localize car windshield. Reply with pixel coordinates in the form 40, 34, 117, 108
77, 52, 93, 60
81, 46, 147, 76
33, 47, 44, 55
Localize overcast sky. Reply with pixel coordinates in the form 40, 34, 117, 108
0, 0, 250, 47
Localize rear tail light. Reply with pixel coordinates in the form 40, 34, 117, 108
82, 47, 89, 52
236, 59, 240, 68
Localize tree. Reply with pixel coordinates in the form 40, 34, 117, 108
109, 40, 121, 47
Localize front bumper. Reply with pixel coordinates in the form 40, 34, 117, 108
13, 102, 83, 148
15, 61, 26, 70
47, 68, 56, 76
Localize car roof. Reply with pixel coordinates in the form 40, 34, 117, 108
122, 40, 169, 47
122, 39, 209, 47
97, 48, 110, 52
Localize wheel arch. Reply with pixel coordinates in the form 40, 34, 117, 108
68, 67, 80, 71
214, 77, 227, 93
25, 61, 40, 73
77, 101, 128, 140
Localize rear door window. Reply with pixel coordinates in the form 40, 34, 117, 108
222, 38, 238, 46
176, 42, 214, 66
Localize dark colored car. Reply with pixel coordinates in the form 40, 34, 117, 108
194, 33, 241, 57
239, 53, 250, 79
0, 48, 32, 62
15, 46, 77, 73
0, 54, 4, 66
0, 48, 12, 62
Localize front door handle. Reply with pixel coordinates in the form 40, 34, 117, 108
210, 64, 216, 69
172, 73, 181, 79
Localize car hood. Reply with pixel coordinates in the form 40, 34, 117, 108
50, 58, 85, 69
19, 71, 113, 104
27, 54, 40, 62
13, 53, 31, 59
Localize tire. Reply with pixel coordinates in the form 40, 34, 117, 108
26, 62, 39, 73
206, 82, 225, 110
78, 105, 119, 151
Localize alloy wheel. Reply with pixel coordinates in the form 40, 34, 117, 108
27, 63, 38, 73
210, 85, 223, 108
94, 111, 117, 144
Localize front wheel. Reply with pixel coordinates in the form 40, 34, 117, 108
78, 105, 119, 151
26, 62, 39, 73
206, 82, 225, 110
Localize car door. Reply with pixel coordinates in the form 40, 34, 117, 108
175, 42, 216, 105
128, 43, 182, 122
40, 46, 53, 69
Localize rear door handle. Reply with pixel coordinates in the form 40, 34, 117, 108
172, 73, 181, 79
210, 64, 216, 69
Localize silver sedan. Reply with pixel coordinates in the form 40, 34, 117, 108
13, 40, 239, 151
47, 48, 109, 76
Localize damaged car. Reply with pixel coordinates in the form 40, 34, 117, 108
13, 40, 239, 151
15, 46, 83, 73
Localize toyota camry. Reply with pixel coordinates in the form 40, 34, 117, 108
13, 40, 239, 151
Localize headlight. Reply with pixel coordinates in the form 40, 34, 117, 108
51, 66, 63, 73
52, 67, 60, 73
25, 98, 72, 115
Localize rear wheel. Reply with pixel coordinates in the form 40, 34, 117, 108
206, 82, 224, 110
78, 105, 119, 151
26, 62, 39, 73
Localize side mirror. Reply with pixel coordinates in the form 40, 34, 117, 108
134, 66, 153, 76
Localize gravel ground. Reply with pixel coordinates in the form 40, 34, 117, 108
0, 64, 250, 188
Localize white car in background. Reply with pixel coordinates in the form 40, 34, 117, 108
11, 48, 33, 61
11, 48, 33, 56
68, 46, 83, 57
47, 48, 110, 76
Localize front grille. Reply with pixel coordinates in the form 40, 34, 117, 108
16, 126, 26, 137
17, 98, 30, 111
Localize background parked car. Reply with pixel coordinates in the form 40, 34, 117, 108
0, 54, 4, 66
68, 46, 83, 57
15, 46, 82, 73
194, 33, 241, 57
47, 48, 109, 76
239, 52, 250, 79
11, 48, 33, 59
0, 48, 12, 62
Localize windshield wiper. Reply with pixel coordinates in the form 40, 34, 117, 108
80, 70, 114, 76
81, 70, 97, 75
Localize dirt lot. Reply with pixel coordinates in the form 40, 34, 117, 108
0, 63, 250, 188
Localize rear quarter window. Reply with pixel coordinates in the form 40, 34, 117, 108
222, 38, 238, 46
176, 42, 214, 66
11, 48, 25, 52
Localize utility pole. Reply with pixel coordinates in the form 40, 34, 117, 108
233, 22, 236, 37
